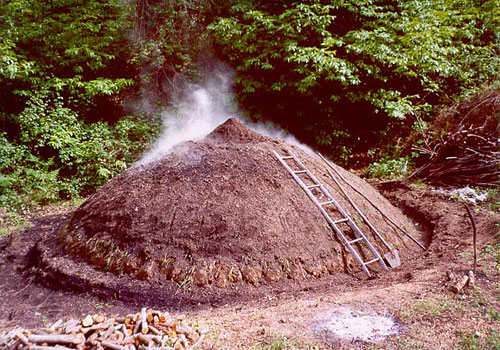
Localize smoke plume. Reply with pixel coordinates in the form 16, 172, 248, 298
135, 68, 311, 166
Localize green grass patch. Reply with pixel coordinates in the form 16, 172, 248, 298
399, 296, 460, 322
456, 330, 500, 350
252, 336, 321, 350
0, 209, 27, 238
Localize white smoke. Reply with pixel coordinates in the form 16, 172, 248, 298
246, 120, 314, 155
135, 68, 312, 166
135, 70, 235, 166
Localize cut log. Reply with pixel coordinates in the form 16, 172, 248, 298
8, 339, 21, 350
93, 314, 105, 323
140, 308, 149, 335
102, 341, 129, 350
28, 334, 85, 345
452, 275, 469, 293
49, 320, 63, 332
15, 332, 30, 346
29, 346, 74, 350
136, 334, 154, 347
82, 315, 94, 327
467, 270, 476, 287
187, 333, 205, 350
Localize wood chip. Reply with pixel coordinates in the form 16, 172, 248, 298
82, 315, 94, 327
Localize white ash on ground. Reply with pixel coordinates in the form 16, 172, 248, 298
0, 308, 208, 350
312, 306, 400, 345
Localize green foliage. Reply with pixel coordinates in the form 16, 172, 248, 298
2, 0, 499, 211
0, 93, 158, 210
0, 0, 162, 211
209, 0, 500, 158
128, 0, 217, 97
0, 0, 135, 112
365, 155, 414, 179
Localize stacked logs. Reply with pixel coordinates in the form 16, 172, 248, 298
410, 124, 499, 187
0, 308, 207, 350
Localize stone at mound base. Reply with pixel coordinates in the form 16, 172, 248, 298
57, 118, 421, 292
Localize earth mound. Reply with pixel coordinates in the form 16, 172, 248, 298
34, 118, 422, 301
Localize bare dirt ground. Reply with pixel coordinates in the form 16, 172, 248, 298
1, 184, 499, 350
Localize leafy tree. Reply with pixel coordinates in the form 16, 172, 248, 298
127, 0, 221, 102
0, 0, 158, 208
209, 0, 500, 159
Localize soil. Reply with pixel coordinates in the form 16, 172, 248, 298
1, 182, 499, 348
1, 119, 499, 348
20, 118, 422, 304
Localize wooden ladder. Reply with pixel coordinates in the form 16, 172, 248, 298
273, 149, 389, 277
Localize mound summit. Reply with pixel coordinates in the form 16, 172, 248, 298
41, 118, 420, 300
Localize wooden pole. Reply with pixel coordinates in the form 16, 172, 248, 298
318, 153, 426, 250
464, 204, 477, 275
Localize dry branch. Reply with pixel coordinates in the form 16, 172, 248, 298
410, 93, 500, 188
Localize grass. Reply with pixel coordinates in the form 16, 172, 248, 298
399, 295, 460, 322
393, 284, 500, 350
456, 330, 500, 350
0, 210, 28, 238
0, 197, 84, 238
252, 336, 322, 350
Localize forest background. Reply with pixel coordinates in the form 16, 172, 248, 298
0, 0, 498, 216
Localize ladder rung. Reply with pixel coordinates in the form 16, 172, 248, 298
281, 156, 294, 160
363, 258, 380, 266
320, 200, 334, 206
333, 218, 349, 225
306, 184, 321, 189
293, 170, 307, 174
347, 237, 364, 245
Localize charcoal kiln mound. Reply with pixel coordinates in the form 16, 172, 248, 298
34, 118, 422, 303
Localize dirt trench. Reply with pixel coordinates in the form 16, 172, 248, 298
0, 183, 498, 335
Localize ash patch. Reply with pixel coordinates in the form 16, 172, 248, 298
312, 306, 400, 345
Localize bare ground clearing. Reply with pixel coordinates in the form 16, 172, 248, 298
1, 184, 499, 349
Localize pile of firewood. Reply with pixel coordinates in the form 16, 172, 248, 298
410, 90, 499, 187
0, 308, 207, 350
447, 270, 476, 294
410, 125, 499, 187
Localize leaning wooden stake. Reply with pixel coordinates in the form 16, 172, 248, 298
464, 204, 477, 275
325, 168, 401, 268
317, 152, 426, 250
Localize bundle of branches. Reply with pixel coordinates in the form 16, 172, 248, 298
410, 89, 500, 188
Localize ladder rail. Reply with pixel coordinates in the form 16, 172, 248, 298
325, 167, 393, 252
273, 150, 389, 276
272, 150, 372, 276
286, 150, 389, 272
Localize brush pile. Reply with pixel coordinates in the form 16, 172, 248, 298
0, 308, 207, 350
410, 89, 499, 187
